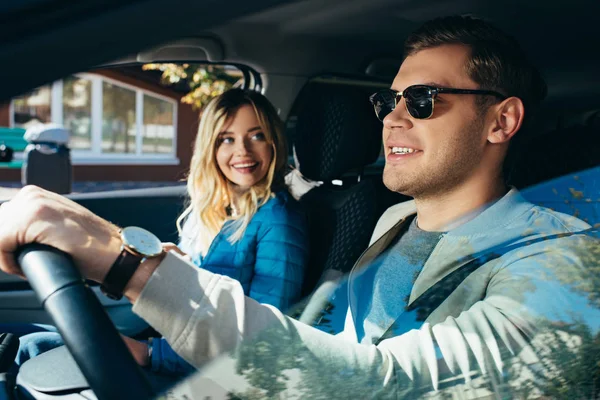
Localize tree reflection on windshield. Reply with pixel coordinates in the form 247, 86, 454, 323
164, 169, 600, 400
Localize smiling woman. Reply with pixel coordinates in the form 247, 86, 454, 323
215, 105, 273, 193
13, 87, 310, 384
132, 88, 310, 378
179, 88, 291, 254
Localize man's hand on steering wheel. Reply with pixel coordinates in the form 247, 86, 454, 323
0, 186, 161, 302
0, 186, 121, 281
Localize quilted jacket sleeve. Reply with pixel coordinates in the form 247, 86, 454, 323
249, 203, 309, 310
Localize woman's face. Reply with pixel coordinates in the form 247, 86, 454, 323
215, 104, 274, 192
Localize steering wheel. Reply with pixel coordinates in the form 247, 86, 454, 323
18, 244, 155, 400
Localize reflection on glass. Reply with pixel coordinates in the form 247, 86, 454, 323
165, 174, 600, 400
142, 95, 174, 154
63, 76, 91, 150
12, 85, 52, 129
102, 82, 135, 153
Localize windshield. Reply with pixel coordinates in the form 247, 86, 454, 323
0, 6, 599, 400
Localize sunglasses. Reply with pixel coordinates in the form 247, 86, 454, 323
369, 85, 507, 121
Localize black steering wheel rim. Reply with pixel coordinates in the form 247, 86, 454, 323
17, 244, 155, 400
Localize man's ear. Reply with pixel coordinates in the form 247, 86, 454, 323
487, 97, 525, 144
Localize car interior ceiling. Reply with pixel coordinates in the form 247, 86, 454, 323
2, 0, 600, 99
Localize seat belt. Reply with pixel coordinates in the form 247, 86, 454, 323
374, 228, 596, 345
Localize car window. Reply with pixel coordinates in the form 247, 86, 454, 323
0, 63, 248, 195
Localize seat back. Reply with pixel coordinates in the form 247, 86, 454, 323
512, 122, 600, 227
288, 82, 403, 296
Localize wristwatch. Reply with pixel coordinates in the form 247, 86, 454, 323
100, 226, 163, 300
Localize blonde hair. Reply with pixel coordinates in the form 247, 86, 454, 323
177, 89, 287, 256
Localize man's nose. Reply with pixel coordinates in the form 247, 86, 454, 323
383, 98, 413, 131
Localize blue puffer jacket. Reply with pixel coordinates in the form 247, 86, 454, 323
180, 190, 309, 309
150, 190, 309, 376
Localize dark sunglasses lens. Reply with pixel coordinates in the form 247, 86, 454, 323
404, 86, 433, 119
370, 90, 396, 121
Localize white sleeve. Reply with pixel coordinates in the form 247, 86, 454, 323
133, 247, 598, 398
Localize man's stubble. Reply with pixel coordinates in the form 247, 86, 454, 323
383, 117, 485, 200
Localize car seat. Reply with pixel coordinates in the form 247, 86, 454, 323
512, 119, 600, 227
287, 81, 408, 298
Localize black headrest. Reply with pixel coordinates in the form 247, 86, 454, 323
512, 124, 600, 188
289, 82, 382, 182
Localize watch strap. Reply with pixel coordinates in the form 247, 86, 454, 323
100, 247, 144, 300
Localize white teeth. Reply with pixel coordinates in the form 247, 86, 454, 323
391, 146, 416, 154
233, 162, 257, 169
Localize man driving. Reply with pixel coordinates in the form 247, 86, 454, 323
0, 15, 598, 399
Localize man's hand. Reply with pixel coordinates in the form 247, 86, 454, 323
0, 186, 122, 283
121, 335, 150, 367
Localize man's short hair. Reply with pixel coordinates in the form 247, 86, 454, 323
404, 15, 548, 182
404, 15, 547, 121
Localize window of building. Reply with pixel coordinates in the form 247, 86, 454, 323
10, 73, 179, 164
142, 94, 175, 155
63, 76, 92, 151
9, 63, 246, 165
101, 81, 137, 154
11, 85, 52, 128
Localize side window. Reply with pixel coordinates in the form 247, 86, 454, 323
5, 63, 245, 165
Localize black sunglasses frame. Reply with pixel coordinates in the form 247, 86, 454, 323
369, 85, 507, 121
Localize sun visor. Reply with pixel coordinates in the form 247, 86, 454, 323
103, 37, 225, 65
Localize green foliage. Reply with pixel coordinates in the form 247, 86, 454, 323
142, 63, 242, 110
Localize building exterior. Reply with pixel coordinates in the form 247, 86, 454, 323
0, 67, 201, 183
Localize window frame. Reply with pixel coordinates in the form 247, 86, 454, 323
9, 72, 179, 165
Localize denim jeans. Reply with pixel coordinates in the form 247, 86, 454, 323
13, 330, 184, 394
0, 324, 59, 375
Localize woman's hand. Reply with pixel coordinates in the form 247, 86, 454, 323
163, 242, 192, 261
121, 334, 150, 367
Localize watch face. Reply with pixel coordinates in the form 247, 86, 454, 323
121, 226, 163, 257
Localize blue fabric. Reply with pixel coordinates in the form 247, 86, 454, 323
345, 188, 593, 343
149, 337, 196, 377
182, 190, 309, 310
520, 165, 600, 227
153, 190, 309, 376
15, 331, 63, 368
16, 332, 183, 393
355, 216, 441, 344
13, 190, 309, 380
0, 323, 56, 337
0, 324, 58, 374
